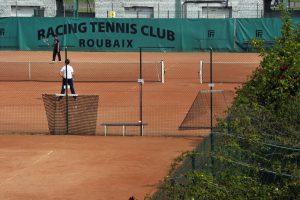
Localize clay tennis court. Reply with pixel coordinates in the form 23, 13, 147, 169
0, 135, 202, 200
0, 51, 261, 199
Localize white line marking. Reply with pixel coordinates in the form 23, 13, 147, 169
0, 150, 54, 185
32, 150, 53, 165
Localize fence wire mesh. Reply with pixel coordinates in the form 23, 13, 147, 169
152, 130, 300, 199
0, 50, 261, 136
34, 1, 300, 19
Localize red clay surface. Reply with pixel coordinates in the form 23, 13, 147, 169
0, 51, 261, 199
0, 135, 201, 200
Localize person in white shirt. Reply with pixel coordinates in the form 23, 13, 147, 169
59, 58, 76, 100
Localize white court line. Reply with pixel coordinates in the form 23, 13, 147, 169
32, 150, 54, 165
0, 150, 54, 185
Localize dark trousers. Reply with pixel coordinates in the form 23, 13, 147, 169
60, 78, 76, 99
53, 48, 61, 61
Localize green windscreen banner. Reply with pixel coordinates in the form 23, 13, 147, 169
0, 17, 299, 52
235, 18, 300, 50
0, 18, 19, 49
235, 18, 282, 49
0, 17, 234, 51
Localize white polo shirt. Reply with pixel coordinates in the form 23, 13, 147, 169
60, 65, 74, 79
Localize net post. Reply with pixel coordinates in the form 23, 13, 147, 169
200, 60, 203, 84
28, 60, 31, 81
161, 60, 165, 83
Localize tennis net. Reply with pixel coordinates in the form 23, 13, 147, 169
0, 60, 164, 83
199, 61, 260, 83
179, 90, 235, 130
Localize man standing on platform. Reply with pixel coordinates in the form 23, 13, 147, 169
59, 59, 76, 100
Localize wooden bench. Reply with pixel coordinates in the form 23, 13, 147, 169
101, 123, 148, 136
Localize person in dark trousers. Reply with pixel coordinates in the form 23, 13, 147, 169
52, 34, 61, 62
59, 59, 76, 100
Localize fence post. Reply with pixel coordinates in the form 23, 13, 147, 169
73, 0, 78, 18
207, 4, 209, 18
158, 3, 160, 18
191, 153, 196, 170
65, 47, 69, 134
16, 0, 18, 17
257, 2, 259, 18
209, 48, 215, 176
139, 47, 143, 136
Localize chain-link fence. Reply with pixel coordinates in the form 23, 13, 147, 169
6, 1, 300, 18
152, 130, 300, 199
0, 50, 261, 136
